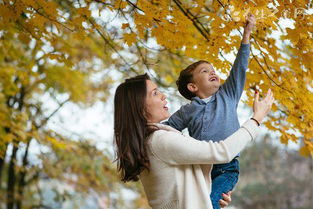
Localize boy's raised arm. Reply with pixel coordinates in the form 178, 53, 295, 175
221, 14, 256, 102
242, 14, 255, 44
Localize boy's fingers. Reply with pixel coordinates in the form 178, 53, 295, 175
246, 16, 256, 25
246, 13, 253, 22
246, 14, 255, 21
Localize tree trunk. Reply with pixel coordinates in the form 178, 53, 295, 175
0, 143, 8, 187
1, 128, 12, 186
16, 139, 31, 209
7, 144, 18, 209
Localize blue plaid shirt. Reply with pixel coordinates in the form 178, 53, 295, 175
164, 44, 250, 142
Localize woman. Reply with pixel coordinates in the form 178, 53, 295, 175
114, 74, 274, 209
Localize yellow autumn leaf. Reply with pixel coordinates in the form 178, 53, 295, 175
165, 74, 174, 84
124, 32, 137, 46
113, 0, 128, 10
280, 133, 289, 145
121, 23, 129, 29
46, 136, 67, 150
30, 14, 47, 32
299, 145, 312, 157
77, 7, 91, 17
18, 33, 31, 45
3, 133, 15, 143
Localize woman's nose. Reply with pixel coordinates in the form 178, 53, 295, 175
161, 93, 166, 100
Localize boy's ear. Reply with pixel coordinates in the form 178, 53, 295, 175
187, 83, 198, 93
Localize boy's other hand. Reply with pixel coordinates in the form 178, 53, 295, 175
243, 13, 256, 35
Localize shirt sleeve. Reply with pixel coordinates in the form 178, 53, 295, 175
150, 120, 258, 165
162, 106, 187, 131
220, 43, 250, 103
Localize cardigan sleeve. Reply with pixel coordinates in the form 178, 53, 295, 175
149, 120, 258, 165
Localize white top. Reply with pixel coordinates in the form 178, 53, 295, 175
140, 120, 259, 209
201, 95, 213, 103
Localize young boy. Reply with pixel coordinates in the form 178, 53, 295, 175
164, 14, 256, 209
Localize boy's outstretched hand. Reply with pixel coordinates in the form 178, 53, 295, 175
242, 13, 256, 44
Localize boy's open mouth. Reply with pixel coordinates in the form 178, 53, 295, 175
209, 76, 218, 82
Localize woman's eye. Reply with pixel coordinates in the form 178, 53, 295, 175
153, 91, 158, 96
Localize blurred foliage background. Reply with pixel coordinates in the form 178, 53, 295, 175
0, 0, 312, 208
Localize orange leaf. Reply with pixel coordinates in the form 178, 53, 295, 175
124, 32, 137, 46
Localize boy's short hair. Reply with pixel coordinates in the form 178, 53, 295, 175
176, 60, 209, 100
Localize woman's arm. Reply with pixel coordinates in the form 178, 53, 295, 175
150, 119, 258, 165
150, 89, 274, 165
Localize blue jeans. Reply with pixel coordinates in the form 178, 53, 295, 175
210, 158, 239, 209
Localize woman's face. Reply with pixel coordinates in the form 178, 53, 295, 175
145, 80, 170, 123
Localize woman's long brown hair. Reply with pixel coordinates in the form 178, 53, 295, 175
113, 74, 157, 182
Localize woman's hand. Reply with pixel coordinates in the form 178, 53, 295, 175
252, 89, 274, 123
219, 191, 232, 208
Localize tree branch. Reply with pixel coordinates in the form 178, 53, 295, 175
173, 0, 210, 41
120, 12, 171, 88
36, 98, 70, 129
31, 7, 74, 32
88, 18, 139, 76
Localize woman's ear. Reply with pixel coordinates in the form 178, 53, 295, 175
187, 83, 198, 93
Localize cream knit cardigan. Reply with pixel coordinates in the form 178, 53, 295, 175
139, 120, 259, 209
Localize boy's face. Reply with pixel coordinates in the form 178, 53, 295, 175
188, 63, 220, 98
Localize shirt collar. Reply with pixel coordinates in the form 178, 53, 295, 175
192, 93, 217, 104
202, 96, 213, 103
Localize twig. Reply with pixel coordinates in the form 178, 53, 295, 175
88, 18, 139, 75
120, 12, 171, 87
173, 0, 210, 41
32, 7, 74, 32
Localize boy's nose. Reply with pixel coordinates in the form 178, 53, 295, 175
210, 70, 215, 75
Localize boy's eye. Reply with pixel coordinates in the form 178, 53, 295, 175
202, 70, 208, 73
